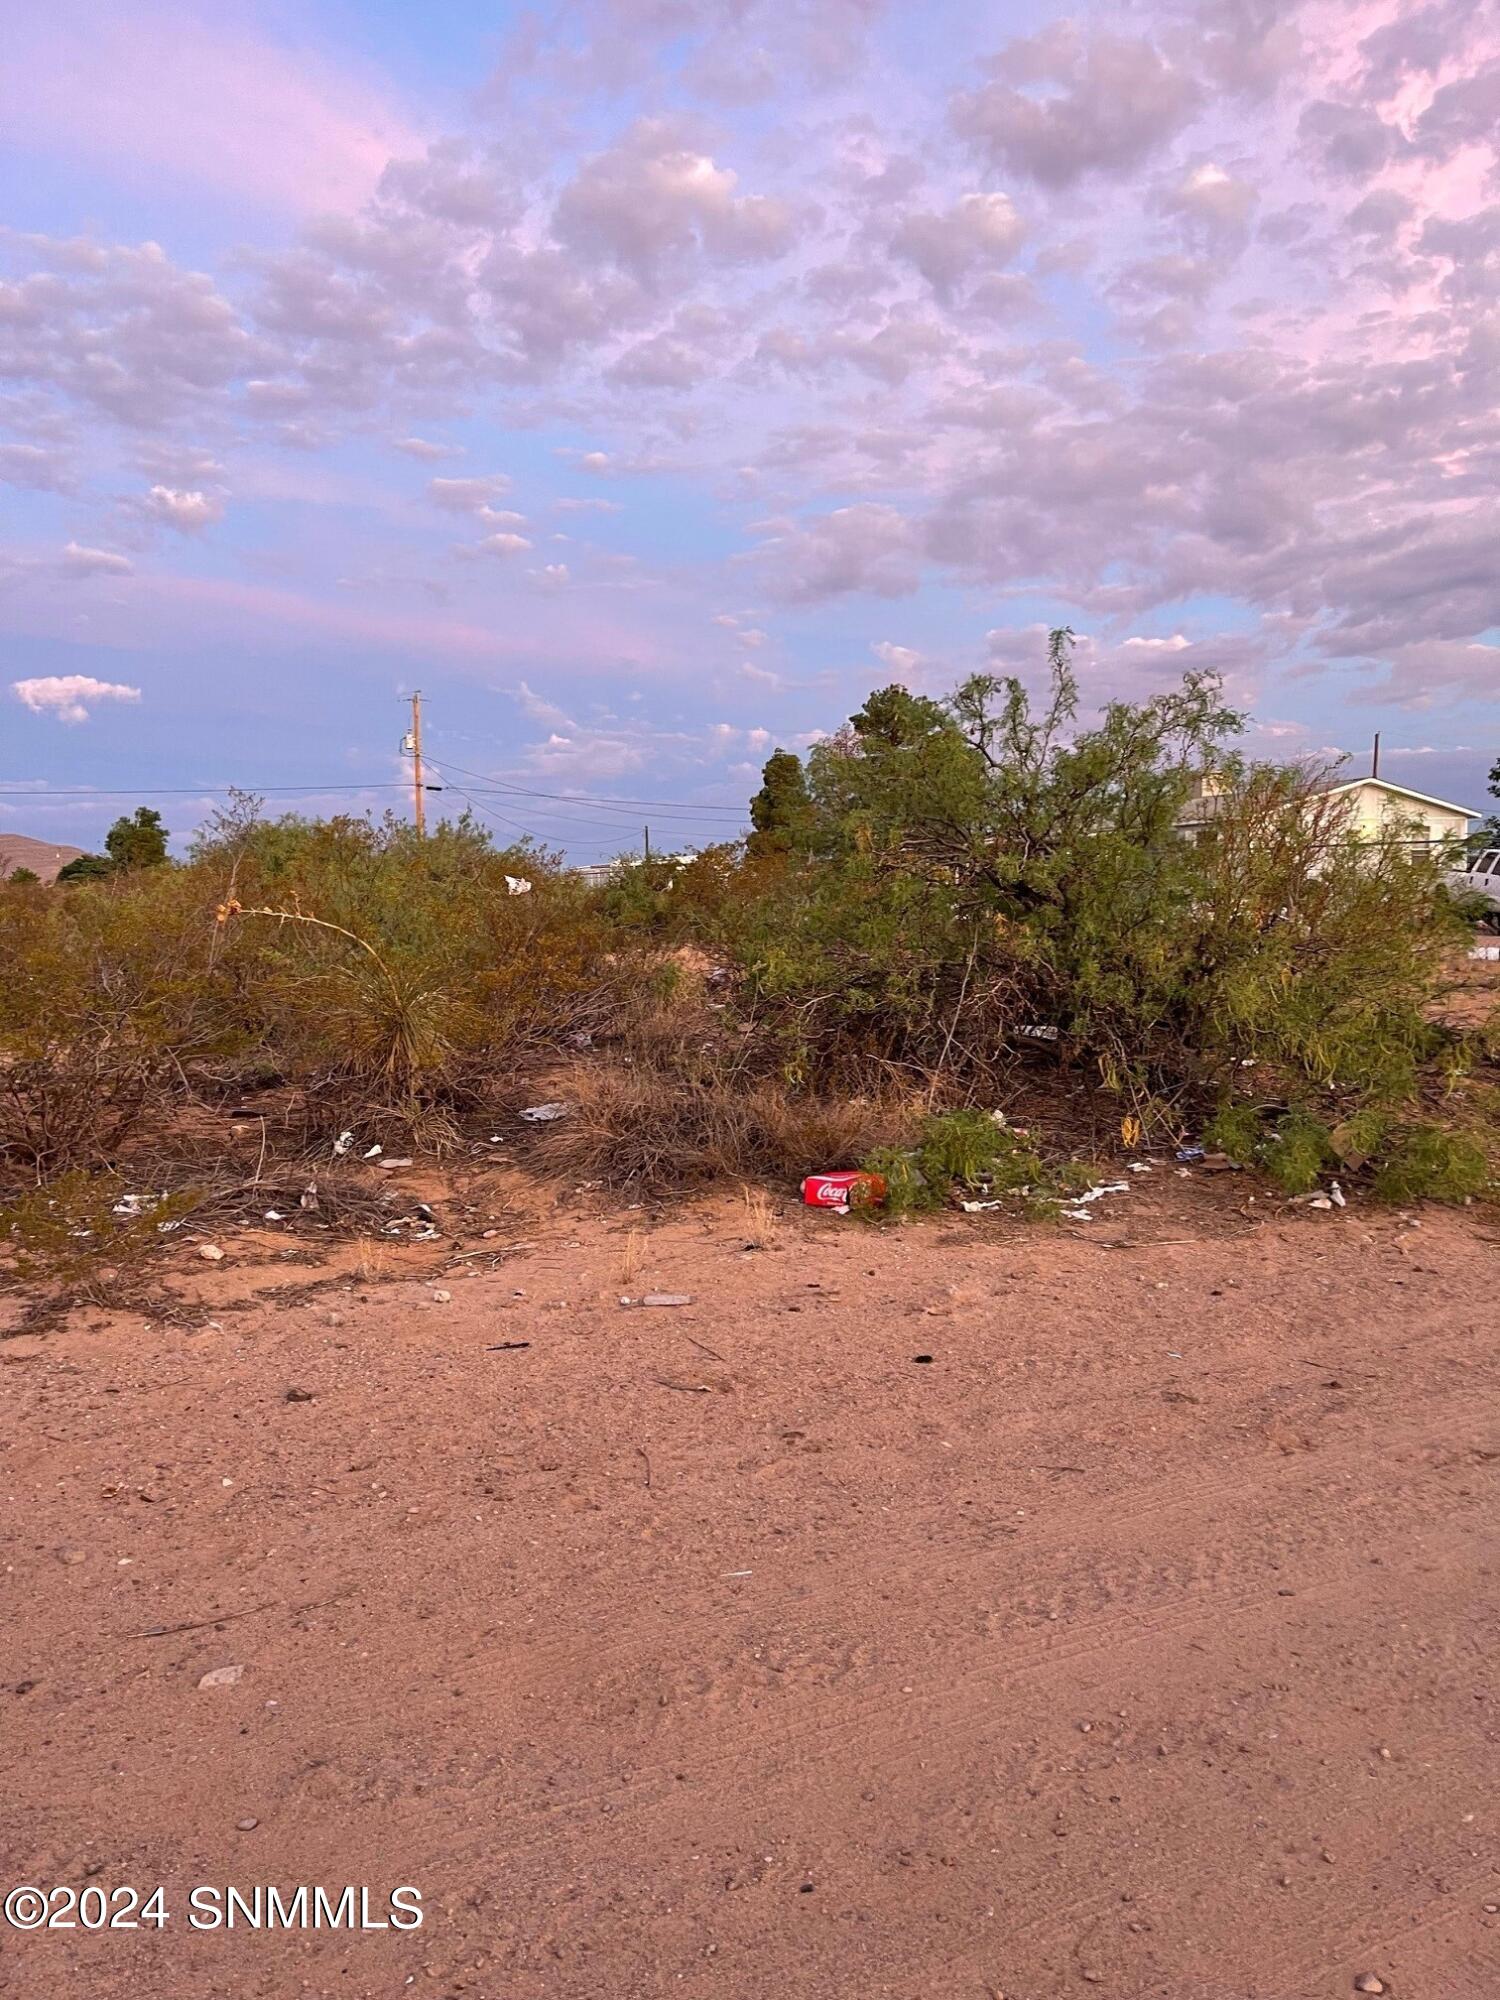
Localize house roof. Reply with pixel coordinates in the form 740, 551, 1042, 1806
1319, 775, 1480, 821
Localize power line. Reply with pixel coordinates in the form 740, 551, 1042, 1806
424, 752, 748, 819
0, 783, 432, 798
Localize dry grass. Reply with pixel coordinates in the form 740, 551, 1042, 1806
523, 1047, 917, 1191
740, 1185, 780, 1248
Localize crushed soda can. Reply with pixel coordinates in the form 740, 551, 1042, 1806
801, 1171, 886, 1215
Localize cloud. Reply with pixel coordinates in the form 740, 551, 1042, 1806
61, 541, 133, 576
0, 442, 72, 491
144, 484, 224, 532
553, 118, 799, 281
871, 639, 923, 674
427, 475, 513, 513
393, 436, 460, 460
953, 25, 1199, 187
13, 673, 142, 723
1, 3, 422, 217
762, 505, 922, 602
0, 236, 257, 428
890, 192, 1025, 298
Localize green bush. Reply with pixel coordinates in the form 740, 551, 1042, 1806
862, 1111, 1045, 1218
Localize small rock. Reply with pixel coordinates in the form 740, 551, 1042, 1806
641, 1293, 694, 1308
235, 1816, 259, 1831
58, 1548, 86, 1566
1353, 1978, 1385, 1996
198, 1243, 226, 1262
197, 1664, 244, 1690
431, 1289, 452, 1304
284, 1386, 315, 1403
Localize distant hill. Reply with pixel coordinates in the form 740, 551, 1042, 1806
0, 832, 87, 883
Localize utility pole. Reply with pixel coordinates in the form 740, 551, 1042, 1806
1372, 731, 1381, 780
643, 823, 651, 865
404, 690, 426, 836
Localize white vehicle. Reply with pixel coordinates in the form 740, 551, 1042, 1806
1446, 846, 1500, 928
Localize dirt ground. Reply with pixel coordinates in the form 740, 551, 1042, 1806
4, 1165, 1499, 2000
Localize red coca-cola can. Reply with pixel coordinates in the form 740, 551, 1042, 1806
801, 1171, 886, 1211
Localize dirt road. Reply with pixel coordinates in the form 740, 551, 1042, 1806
4, 1189, 1498, 1999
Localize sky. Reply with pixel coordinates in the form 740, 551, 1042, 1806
2, 0, 1498, 861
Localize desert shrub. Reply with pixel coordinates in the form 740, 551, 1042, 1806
1203, 1102, 1491, 1203
862, 1111, 1045, 1218
1, 1170, 199, 1291
698, 638, 1466, 1151
192, 805, 633, 1138
0, 865, 231, 1181
0, 800, 637, 1174
1371, 1125, 1490, 1203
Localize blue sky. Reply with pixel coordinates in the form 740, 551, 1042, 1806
2, 0, 1497, 859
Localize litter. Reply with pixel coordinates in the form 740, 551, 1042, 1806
263, 1209, 284, 1221
299, 1184, 319, 1211
1329, 1180, 1346, 1208
1470, 943, 1500, 960
377, 1157, 415, 1170
631, 1293, 695, 1308
1018, 1023, 1060, 1042
1060, 1206, 1094, 1222
197, 1665, 244, 1690
802, 1171, 886, 1215
504, 875, 533, 896
332, 1130, 353, 1157
960, 1198, 1004, 1212
1176, 1145, 1205, 1163
362, 1143, 383, 1159
1127, 1161, 1152, 1174
112, 1193, 147, 1216
518, 1102, 571, 1122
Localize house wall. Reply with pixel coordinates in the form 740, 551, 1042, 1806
1335, 783, 1470, 852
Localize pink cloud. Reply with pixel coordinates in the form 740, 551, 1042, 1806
1, 2, 423, 217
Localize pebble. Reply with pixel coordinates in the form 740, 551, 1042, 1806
235, 1817, 259, 1831
432, 1289, 452, 1304
59, 1548, 86, 1565
197, 1664, 244, 1690
1353, 1977, 1385, 1995
198, 1243, 226, 1261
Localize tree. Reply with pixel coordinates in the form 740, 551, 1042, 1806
4, 866, 39, 886
1469, 755, 1500, 852
747, 749, 816, 860
104, 806, 169, 870
56, 852, 113, 883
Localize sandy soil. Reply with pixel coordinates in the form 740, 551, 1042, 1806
3, 1171, 1498, 2000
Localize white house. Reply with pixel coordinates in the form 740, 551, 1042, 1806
1179, 772, 1479, 854
1314, 776, 1478, 853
